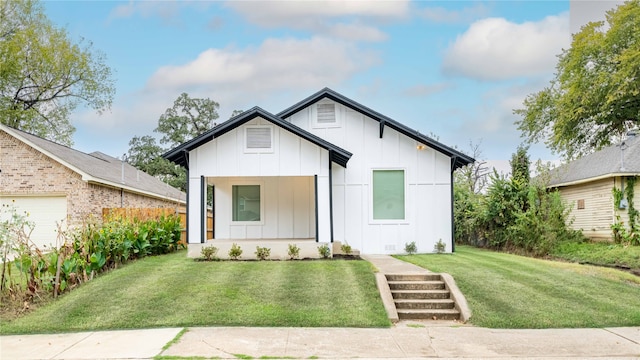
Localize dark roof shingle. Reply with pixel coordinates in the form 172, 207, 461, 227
549, 133, 640, 186
2, 125, 185, 203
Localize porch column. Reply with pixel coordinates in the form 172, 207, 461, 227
316, 174, 331, 242
187, 176, 203, 244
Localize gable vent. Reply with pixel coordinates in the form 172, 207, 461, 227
246, 127, 272, 149
317, 103, 336, 124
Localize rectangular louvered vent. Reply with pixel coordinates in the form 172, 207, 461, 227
246, 127, 272, 149
317, 103, 336, 123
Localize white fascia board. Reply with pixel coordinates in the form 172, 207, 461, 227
549, 172, 640, 188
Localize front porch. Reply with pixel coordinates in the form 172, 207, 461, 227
187, 238, 325, 260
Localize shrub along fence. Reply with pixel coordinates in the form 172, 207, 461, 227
1, 204, 184, 313
103, 207, 213, 244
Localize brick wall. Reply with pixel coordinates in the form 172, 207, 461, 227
1, 130, 181, 228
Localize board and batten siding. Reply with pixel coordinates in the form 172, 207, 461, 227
558, 177, 615, 240
187, 118, 331, 243
210, 176, 315, 240
285, 100, 452, 254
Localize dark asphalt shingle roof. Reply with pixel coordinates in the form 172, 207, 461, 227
2, 125, 186, 203
549, 133, 640, 186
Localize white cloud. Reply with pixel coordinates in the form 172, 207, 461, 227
225, 0, 409, 42
226, 0, 409, 26
328, 22, 388, 42
146, 36, 378, 93
442, 13, 570, 81
108, 1, 209, 25
452, 80, 557, 160
421, 3, 490, 24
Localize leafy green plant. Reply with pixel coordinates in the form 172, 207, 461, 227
340, 243, 352, 255
317, 244, 331, 259
434, 239, 446, 254
201, 245, 219, 261
2, 210, 186, 315
228, 243, 243, 260
404, 241, 417, 255
287, 244, 300, 260
254, 246, 271, 261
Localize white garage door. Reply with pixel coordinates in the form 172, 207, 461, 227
0, 196, 67, 251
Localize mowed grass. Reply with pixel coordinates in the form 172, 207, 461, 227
0, 252, 390, 334
396, 246, 640, 329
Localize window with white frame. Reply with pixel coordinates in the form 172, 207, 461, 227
245, 126, 273, 152
372, 169, 405, 220
232, 185, 261, 221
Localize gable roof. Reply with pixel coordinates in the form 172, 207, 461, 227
163, 106, 352, 168
549, 132, 640, 187
1, 124, 185, 203
277, 87, 475, 170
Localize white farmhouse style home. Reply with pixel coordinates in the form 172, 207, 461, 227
164, 88, 474, 257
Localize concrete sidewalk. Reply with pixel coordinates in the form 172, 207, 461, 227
2, 324, 639, 359
2, 255, 639, 359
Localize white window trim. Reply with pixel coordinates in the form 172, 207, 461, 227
369, 168, 409, 224
312, 100, 341, 129
231, 181, 265, 225
244, 125, 274, 153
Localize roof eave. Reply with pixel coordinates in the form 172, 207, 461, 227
277, 88, 473, 167
549, 172, 640, 188
163, 106, 353, 168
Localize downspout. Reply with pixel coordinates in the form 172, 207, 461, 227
450, 156, 457, 253
121, 154, 126, 207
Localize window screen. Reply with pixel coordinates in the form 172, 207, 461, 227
372, 170, 405, 220
232, 185, 261, 221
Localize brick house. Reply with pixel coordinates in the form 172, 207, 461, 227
1, 124, 186, 250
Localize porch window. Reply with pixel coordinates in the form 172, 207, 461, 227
232, 185, 261, 221
372, 169, 405, 220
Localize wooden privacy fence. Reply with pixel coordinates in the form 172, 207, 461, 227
102, 208, 213, 244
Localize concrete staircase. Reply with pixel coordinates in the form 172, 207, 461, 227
386, 273, 461, 321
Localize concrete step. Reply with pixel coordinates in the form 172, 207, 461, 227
387, 281, 445, 291
385, 273, 441, 282
391, 289, 451, 300
394, 299, 455, 310
397, 308, 461, 321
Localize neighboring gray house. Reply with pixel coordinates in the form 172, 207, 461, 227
1, 124, 186, 250
164, 88, 474, 256
548, 131, 640, 241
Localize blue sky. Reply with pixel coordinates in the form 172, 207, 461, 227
42, 0, 622, 162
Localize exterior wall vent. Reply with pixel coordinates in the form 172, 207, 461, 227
317, 103, 336, 124
245, 126, 273, 153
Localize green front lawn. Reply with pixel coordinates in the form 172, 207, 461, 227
551, 241, 640, 271
397, 246, 640, 329
0, 252, 390, 334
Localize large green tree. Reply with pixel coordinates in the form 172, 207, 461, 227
515, 0, 640, 160
127, 93, 220, 191
0, 0, 114, 146
155, 92, 219, 149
